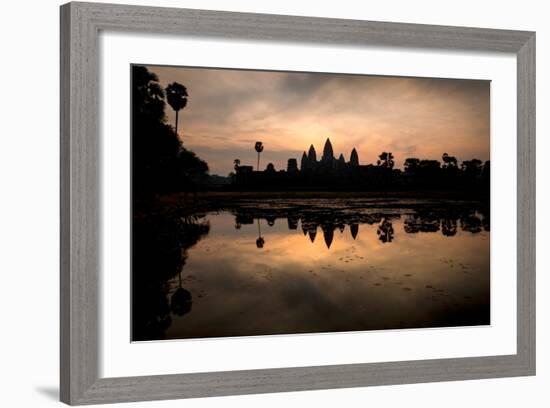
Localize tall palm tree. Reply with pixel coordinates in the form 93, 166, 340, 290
254, 141, 264, 171
165, 82, 188, 140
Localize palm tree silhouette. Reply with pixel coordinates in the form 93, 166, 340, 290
254, 141, 264, 171
165, 82, 188, 139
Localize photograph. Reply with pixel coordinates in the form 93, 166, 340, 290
131, 64, 491, 341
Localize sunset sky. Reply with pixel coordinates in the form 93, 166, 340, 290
145, 64, 490, 176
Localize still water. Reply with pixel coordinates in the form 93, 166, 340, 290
132, 199, 490, 341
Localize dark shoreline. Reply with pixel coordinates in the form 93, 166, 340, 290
144, 190, 486, 211
171, 189, 487, 199
132, 191, 490, 223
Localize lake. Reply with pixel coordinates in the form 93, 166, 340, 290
132, 198, 490, 341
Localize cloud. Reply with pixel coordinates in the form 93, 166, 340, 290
145, 65, 490, 175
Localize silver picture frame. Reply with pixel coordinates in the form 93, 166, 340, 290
60, 2, 536, 405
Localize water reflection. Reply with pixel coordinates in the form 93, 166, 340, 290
232, 208, 489, 250
256, 219, 265, 248
132, 200, 490, 341
377, 218, 395, 243
132, 213, 209, 341
171, 271, 193, 316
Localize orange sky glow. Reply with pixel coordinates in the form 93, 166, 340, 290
145, 65, 490, 176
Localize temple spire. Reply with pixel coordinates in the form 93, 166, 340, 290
350, 223, 359, 239
322, 138, 334, 163
322, 224, 335, 249
307, 144, 317, 163
300, 151, 308, 171
350, 148, 359, 167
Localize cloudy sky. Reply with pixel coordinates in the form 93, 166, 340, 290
145, 64, 490, 176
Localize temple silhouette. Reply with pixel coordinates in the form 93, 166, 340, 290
235, 138, 382, 190
299, 138, 360, 172
233, 138, 490, 192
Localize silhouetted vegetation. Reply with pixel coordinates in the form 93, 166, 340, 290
132, 211, 210, 341
377, 218, 395, 243
165, 82, 188, 139
132, 65, 208, 199
377, 152, 395, 169
254, 141, 264, 171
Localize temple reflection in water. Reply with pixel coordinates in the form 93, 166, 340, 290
233, 209, 489, 249
132, 199, 490, 341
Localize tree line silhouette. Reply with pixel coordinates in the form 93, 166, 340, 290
233, 138, 489, 193
132, 65, 208, 199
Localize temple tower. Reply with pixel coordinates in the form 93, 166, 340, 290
307, 144, 317, 165
287, 158, 298, 173
337, 153, 346, 169
300, 151, 308, 171
322, 138, 334, 164
350, 148, 359, 167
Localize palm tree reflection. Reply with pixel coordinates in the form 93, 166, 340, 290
256, 219, 265, 248
171, 270, 192, 316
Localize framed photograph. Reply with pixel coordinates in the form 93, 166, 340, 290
60, 2, 536, 405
